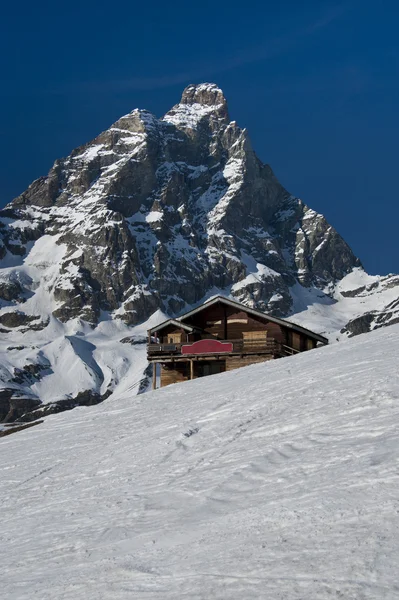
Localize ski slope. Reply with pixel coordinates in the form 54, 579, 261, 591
1, 324, 399, 599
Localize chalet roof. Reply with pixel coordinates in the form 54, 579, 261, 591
169, 296, 328, 344
148, 318, 199, 334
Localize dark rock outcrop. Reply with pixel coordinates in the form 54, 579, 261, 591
0, 83, 362, 326
0, 389, 42, 423
18, 390, 112, 423
0, 83, 397, 425
0, 312, 40, 328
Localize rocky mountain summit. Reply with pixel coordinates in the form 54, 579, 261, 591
0, 83, 398, 423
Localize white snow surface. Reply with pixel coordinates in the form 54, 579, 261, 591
0, 84, 398, 412
163, 84, 225, 130
0, 232, 397, 409
232, 251, 281, 292
163, 102, 225, 129
290, 267, 399, 338
2, 324, 399, 599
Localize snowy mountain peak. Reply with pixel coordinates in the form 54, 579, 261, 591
180, 82, 227, 107
0, 84, 398, 423
163, 82, 229, 129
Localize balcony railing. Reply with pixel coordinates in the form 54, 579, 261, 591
147, 338, 299, 359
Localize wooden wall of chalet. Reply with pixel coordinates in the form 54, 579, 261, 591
287, 331, 317, 351
157, 325, 192, 344
226, 354, 272, 371
155, 303, 319, 351
160, 354, 273, 387
182, 304, 286, 342
161, 362, 189, 387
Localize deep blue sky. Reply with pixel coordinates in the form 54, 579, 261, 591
1, 0, 398, 274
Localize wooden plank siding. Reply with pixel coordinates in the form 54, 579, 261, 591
161, 355, 271, 385
242, 330, 268, 351
286, 331, 317, 352
157, 326, 192, 345
152, 316, 316, 360
226, 355, 273, 371
292, 332, 301, 351
148, 298, 326, 388
154, 307, 319, 349
161, 362, 190, 387
307, 338, 316, 350
183, 305, 286, 343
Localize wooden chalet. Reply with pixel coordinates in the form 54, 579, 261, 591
147, 296, 328, 389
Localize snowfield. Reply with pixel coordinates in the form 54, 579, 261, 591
1, 80, 398, 412
1, 324, 399, 599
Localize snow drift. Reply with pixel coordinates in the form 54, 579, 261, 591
2, 324, 399, 599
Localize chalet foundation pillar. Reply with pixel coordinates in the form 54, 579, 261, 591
152, 363, 157, 390
190, 360, 194, 380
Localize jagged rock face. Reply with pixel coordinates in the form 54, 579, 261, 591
338, 275, 399, 337
0, 389, 41, 423
0, 83, 361, 323
0, 83, 397, 423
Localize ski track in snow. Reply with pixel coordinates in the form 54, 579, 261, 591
1, 324, 399, 599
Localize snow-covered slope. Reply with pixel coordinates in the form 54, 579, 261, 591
290, 267, 399, 340
0, 82, 398, 421
0, 307, 168, 422
2, 325, 399, 599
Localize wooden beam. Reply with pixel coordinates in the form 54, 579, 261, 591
190, 359, 194, 380
151, 350, 276, 363
223, 304, 227, 340
152, 363, 157, 390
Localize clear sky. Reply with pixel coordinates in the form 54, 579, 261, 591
1, 0, 398, 274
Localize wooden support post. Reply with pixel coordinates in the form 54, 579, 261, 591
190, 359, 194, 380
152, 362, 157, 390
223, 305, 227, 340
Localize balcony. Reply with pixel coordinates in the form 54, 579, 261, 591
147, 338, 299, 361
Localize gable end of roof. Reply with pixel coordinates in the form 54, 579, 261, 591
177, 296, 328, 344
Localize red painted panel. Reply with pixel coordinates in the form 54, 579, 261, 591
181, 339, 233, 355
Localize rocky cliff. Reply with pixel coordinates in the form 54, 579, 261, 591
0, 83, 397, 422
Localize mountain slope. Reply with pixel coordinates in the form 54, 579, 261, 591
1, 83, 361, 322
2, 324, 399, 599
0, 83, 398, 420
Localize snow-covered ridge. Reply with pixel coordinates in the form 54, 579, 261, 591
0, 82, 397, 421
2, 324, 399, 599
163, 82, 229, 130
290, 267, 399, 338
162, 101, 226, 129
